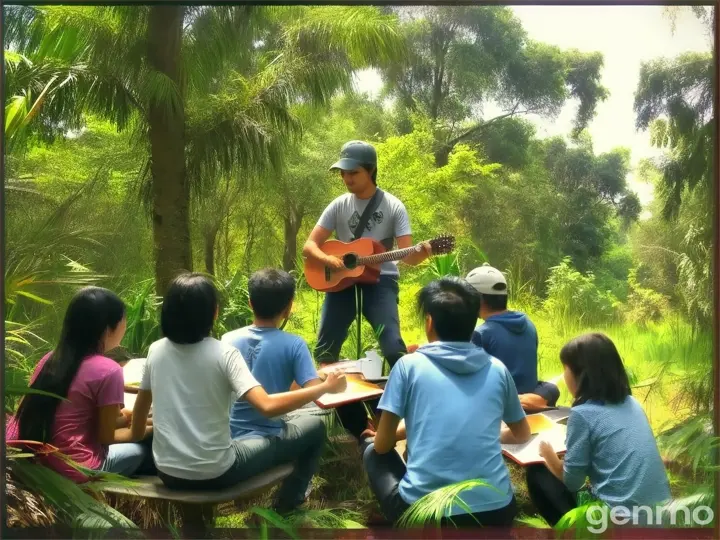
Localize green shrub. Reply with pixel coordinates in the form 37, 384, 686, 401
623, 267, 670, 326
543, 257, 620, 327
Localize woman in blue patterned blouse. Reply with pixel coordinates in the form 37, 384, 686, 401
525, 333, 671, 526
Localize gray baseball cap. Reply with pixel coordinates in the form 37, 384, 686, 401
330, 140, 377, 171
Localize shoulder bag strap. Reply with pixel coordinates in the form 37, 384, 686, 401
352, 188, 385, 240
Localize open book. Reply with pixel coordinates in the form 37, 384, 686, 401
314, 376, 384, 409
540, 407, 571, 423
122, 358, 146, 393
502, 418, 567, 466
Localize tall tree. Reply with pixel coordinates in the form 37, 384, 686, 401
4, 5, 404, 293
632, 6, 714, 327
634, 50, 713, 219
460, 134, 640, 281
381, 6, 609, 166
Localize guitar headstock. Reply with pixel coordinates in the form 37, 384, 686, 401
429, 234, 456, 255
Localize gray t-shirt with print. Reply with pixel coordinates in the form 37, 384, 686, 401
317, 191, 411, 276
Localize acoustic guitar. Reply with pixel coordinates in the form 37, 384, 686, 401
304, 235, 456, 292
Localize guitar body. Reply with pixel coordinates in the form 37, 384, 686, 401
304, 238, 385, 292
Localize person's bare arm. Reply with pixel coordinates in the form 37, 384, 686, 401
500, 417, 532, 444
303, 226, 343, 269
129, 389, 153, 442
361, 418, 405, 441
373, 411, 402, 454
98, 402, 151, 445
539, 441, 564, 480
302, 372, 326, 388
396, 419, 407, 441
396, 235, 432, 266
244, 372, 346, 418
116, 408, 132, 428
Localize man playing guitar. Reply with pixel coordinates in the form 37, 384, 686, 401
303, 140, 432, 439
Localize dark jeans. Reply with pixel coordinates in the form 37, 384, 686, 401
315, 275, 406, 364
525, 464, 578, 526
315, 276, 406, 440
363, 442, 518, 527
158, 415, 326, 512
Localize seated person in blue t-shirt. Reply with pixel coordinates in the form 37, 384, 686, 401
222, 268, 328, 508
528, 333, 670, 526
466, 264, 560, 409
361, 277, 532, 526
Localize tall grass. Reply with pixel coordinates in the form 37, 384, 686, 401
121, 279, 161, 357
6, 221, 713, 533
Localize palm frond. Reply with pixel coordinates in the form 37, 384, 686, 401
554, 501, 610, 538
4, 6, 146, 150
182, 6, 260, 94
185, 67, 300, 188
658, 414, 716, 478
660, 488, 715, 527
8, 458, 141, 536
516, 515, 551, 528
119, 279, 161, 356
396, 478, 499, 528
282, 7, 405, 70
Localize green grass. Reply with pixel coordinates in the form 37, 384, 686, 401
9, 276, 712, 532
275, 280, 713, 530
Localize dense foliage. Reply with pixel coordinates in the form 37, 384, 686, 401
4, 4, 714, 534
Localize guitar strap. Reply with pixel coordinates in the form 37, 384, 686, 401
352, 188, 385, 241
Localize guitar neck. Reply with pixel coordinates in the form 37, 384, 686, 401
357, 246, 419, 266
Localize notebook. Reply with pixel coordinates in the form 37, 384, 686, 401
314, 375, 384, 409
318, 360, 363, 375
522, 407, 571, 425
502, 422, 567, 466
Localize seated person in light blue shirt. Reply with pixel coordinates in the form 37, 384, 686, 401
466, 264, 560, 409
528, 333, 671, 526
222, 268, 328, 508
361, 277, 532, 526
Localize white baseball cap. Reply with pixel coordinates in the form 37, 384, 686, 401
466, 263, 508, 295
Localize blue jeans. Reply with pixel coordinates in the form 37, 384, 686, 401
101, 441, 154, 477
315, 276, 406, 440
363, 442, 518, 526
315, 275, 406, 365
157, 415, 326, 513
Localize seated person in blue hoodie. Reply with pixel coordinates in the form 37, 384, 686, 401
222, 268, 328, 510
466, 264, 560, 409
362, 277, 532, 526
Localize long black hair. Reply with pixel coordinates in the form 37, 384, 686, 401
16, 287, 126, 442
560, 332, 631, 407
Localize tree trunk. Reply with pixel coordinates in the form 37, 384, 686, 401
282, 214, 302, 272
204, 225, 220, 276
147, 6, 190, 296
434, 145, 451, 168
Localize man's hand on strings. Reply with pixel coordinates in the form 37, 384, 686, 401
324, 255, 344, 270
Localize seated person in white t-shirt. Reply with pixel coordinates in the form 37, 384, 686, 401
131, 273, 346, 513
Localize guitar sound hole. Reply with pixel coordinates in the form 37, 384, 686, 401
343, 253, 358, 269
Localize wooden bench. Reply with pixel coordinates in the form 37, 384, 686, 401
103, 464, 294, 535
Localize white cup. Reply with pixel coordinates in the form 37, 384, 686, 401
361, 350, 384, 379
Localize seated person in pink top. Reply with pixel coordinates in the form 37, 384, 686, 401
10, 287, 154, 482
